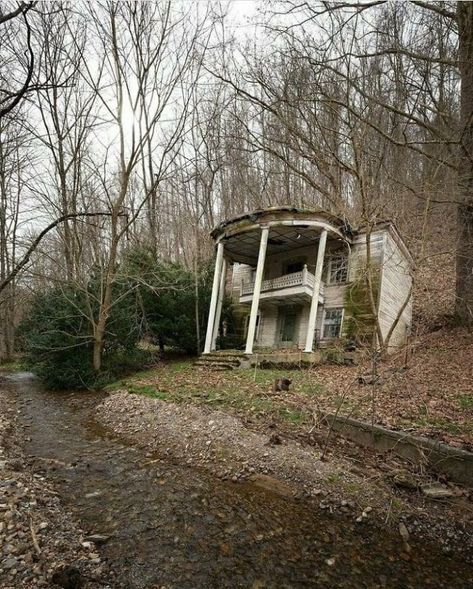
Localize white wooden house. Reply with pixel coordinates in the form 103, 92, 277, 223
202, 207, 413, 360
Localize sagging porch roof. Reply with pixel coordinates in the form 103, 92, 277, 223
210, 206, 353, 265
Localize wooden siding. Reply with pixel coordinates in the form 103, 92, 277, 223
257, 305, 279, 347
349, 231, 385, 280
300, 305, 325, 348
378, 232, 412, 350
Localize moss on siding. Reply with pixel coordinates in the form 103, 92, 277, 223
344, 268, 380, 345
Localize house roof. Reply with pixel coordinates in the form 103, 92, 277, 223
210, 206, 413, 267
210, 206, 354, 239
209, 206, 352, 265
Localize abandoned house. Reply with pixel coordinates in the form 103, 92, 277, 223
202, 207, 413, 363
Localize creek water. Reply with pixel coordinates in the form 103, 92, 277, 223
3, 372, 472, 588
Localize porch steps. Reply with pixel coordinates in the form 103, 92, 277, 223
193, 352, 246, 371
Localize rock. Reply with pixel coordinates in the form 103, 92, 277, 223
421, 483, 454, 499
392, 471, 418, 490
3, 556, 18, 569
399, 523, 410, 542
84, 491, 103, 499
84, 533, 110, 545
325, 557, 336, 566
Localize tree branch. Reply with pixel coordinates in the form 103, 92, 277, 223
0, 212, 124, 296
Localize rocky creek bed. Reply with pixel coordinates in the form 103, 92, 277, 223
0, 373, 114, 588
1, 372, 473, 588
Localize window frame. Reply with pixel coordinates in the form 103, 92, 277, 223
327, 254, 349, 285
322, 308, 344, 340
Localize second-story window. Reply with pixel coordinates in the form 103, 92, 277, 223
327, 255, 348, 284
284, 258, 306, 274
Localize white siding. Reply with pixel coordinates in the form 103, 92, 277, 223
257, 305, 279, 347
231, 263, 253, 301
264, 245, 314, 279
324, 284, 347, 308
349, 231, 385, 280
296, 304, 325, 348
229, 227, 412, 352
378, 232, 412, 350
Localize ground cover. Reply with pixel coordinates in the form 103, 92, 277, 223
109, 327, 473, 450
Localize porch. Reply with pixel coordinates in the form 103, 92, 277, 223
204, 207, 352, 356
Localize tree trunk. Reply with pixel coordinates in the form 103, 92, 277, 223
456, 2, 473, 327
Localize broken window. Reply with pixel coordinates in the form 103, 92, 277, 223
323, 308, 343, 339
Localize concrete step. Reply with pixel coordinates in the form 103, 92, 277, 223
197, 355, 241, 365
193, 360, 235, 371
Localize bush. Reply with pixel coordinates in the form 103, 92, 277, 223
18, 283, 149, 389
125, 248, 213, 355
18, 248, 214, 387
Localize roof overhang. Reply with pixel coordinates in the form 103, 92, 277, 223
211, 207, 353, 265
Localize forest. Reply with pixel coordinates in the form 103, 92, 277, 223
1, 2, 473, 588
0, 0, 471, 385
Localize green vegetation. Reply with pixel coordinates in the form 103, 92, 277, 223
409, 415, 473, 436
18, 282, 150, 389
459, 395, 473, 410
110, 359, 325, 429
0, 359, 23, 372
127, 384, 168, 400
128, 248, 213, 355
17, 247, 214, 389
344, 267, 380, 346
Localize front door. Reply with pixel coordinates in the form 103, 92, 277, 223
278, 308, 298, 347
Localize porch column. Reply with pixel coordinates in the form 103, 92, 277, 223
211, 258, 227, 350
204, 242, 224, 354
304, 229, 328, 352
245, 226, 269, 355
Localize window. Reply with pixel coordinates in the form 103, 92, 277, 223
323, 309, 343, 339
284, 258, 306, 274
327, 255, 348, 284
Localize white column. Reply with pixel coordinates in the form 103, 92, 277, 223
304, 229, 328, 352
245, 226, 269, 355
204, 242, 224, 354
211, 258, 227, 350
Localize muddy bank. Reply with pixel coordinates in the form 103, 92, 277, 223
0, 374, 113, 588
97, 390, 473, 561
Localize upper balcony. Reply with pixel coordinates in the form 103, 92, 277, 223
239, 266, 325, 305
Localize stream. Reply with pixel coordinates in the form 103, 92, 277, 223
4, 372, 473, 588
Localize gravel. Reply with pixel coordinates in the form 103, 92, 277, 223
0, 390, 115, 588
96, 390, 473, 561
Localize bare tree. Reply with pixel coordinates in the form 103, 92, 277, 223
72, 0, 213, 372
0, 1, 36, 121
261, 0, 470, 326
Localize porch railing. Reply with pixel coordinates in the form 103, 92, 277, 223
241, 266, 324, 297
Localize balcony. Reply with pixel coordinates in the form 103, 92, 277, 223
240, 267, 325, 305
